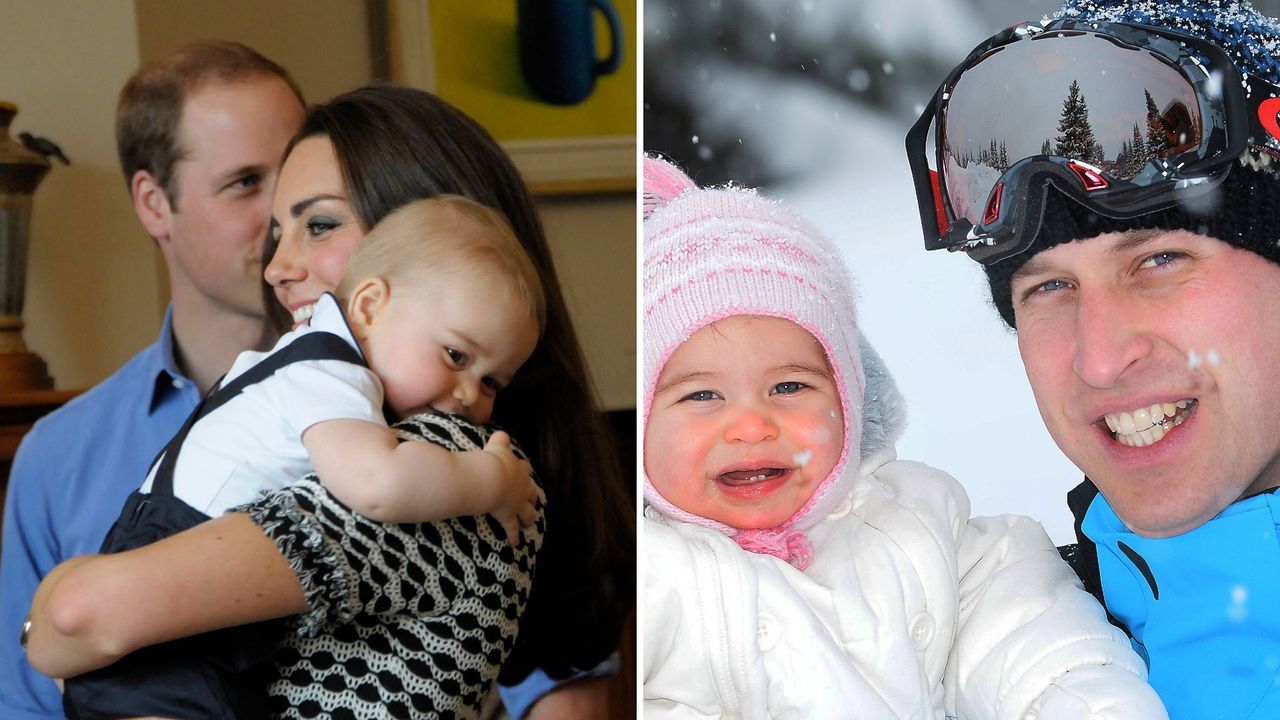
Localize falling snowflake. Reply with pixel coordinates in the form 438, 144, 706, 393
1228, 584, 1249, 623
847, 68, 872, 93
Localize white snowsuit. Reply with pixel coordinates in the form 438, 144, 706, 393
643, 340, 1165, 719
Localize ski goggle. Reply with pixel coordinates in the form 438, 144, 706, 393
906, 18, 1280, 265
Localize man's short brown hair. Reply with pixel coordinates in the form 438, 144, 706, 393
115, 41, 303, 208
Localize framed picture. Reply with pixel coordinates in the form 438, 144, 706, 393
387, 0, 636, 195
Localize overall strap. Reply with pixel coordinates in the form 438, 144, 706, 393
150, 332, 365, 496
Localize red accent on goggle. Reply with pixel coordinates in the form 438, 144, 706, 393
1259, 97, 1280, 143
983, 182, 1003, 226
1068, 160, 1110, 192
930, 169, 950, 235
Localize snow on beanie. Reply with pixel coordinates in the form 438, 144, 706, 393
642, 155, 864, 570
985, 0, 1280, 327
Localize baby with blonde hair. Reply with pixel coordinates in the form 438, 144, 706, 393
57, 195, 546, 718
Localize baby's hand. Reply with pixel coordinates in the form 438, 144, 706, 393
482, 431, 537, 545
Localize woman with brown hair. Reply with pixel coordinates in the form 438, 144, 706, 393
25, 85, 633, 718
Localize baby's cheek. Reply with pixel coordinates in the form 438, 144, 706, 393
788, 412, 845, 475
789, 410, 842, 445
644, 420, 714, 496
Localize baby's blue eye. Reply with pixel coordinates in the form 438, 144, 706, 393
771, 382, 806, 395
682, 390, 720, 402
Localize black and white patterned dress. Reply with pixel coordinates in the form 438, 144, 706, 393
237, 413, 545, 719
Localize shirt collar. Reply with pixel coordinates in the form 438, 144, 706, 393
148, 303, 197, 414
309, 292, 367, 362
1069, 476, 1280, 529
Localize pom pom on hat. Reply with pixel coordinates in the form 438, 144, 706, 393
643, 154, 696, 219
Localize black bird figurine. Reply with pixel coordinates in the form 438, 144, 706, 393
18, 132, 69, 165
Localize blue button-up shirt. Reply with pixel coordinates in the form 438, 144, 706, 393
0, 306, 200, 719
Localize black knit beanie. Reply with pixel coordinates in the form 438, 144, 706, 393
984, 0, 1280, 327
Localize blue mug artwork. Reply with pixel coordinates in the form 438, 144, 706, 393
517, 0, 624, 106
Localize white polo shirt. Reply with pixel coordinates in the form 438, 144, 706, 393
139, 293, 385, 515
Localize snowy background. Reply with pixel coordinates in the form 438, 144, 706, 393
645, 0, 1280, 543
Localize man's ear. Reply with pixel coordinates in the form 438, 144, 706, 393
131, 170, 172, 243
345, 277, 391, 338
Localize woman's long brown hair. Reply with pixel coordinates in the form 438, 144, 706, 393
263, 84, 633, 682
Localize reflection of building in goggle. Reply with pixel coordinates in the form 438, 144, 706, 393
949, 79, 1200, 188
910, 16, 1280, 267
943, 31, 1203, 188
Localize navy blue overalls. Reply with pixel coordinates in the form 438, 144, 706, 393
62, 331, 365, 720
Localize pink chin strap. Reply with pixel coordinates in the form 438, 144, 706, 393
735, 526, 814, 570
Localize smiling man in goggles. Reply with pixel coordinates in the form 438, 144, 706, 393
907, 1, 1280, 718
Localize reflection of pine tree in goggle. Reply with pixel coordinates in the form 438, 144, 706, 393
907, 18, 1280, 265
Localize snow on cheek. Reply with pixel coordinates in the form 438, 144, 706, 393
1187, 347, 1222, 369
787, 409, 842, 467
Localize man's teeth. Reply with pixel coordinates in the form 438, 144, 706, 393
292, 304, 315, 324
1103, 400, 1195, 447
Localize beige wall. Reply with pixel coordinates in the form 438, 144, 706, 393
1, 0, 152, 390
134, 0, 375, 105
537, 192, 636, 411
1, 0, 635, 412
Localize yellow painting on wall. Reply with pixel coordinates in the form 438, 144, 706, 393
390, 0, 636, 193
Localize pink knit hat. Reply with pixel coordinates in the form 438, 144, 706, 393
643, 155, 864, 569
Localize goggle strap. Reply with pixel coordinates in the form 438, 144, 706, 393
906, 97, 947, 249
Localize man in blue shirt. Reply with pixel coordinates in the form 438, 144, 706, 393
0, 41, 306, 719
907, 1, 1280, 717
